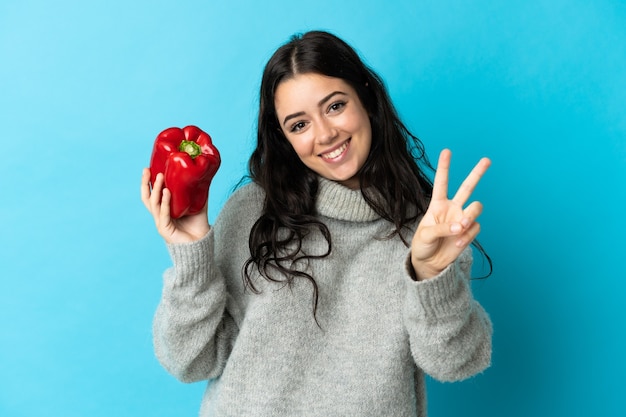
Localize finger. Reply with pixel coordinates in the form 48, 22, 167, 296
146, 173, 166, 217
150, 173, 164, 203
431, 149, 451, 201
452, 157, 491, 206
455, 221, 481, 248
160, 187, 172, 224
460, 201, 483, 228
418, 220, 464, 244
140, 168, 152, 210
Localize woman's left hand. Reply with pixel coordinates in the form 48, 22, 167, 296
411, 149, 491, 280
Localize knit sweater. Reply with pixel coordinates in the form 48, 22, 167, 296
153, 178, 492, 417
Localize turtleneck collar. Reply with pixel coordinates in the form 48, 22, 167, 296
315, 177, 381, 222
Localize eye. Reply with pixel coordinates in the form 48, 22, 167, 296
328, 101, 346, 113
290, 121, 307, 133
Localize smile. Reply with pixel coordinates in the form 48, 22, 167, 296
321, 140, 350, 160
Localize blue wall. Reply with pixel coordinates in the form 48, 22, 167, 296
1, 0, 624, 416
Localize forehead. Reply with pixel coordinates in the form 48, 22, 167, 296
274, 73, 353, 111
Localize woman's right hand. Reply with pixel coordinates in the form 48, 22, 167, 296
141, 168, 211, 244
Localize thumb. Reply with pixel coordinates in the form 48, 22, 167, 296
417, 221, 463, 244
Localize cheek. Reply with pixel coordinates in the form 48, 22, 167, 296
286, 135, 313, 159
346, 108, 371, 133
358, 124, 373, 159
351, 115, 372, 148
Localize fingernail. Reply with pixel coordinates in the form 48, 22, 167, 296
451, 223, 462, 233
461, 218, 471, 228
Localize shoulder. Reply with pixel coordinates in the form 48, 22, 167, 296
224, 180, 265, 210
214, 181, 265, 230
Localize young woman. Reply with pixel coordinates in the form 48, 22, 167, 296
141, 30, 492, 417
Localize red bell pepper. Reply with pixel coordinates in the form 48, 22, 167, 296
149, 125, 221, 219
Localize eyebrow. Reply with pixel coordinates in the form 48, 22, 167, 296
281, 91, 347, 127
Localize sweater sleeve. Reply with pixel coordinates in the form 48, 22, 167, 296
403, 248, 492, 382
152, 229, 238, 383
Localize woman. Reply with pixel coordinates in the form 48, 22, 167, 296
141, 30, 492, 417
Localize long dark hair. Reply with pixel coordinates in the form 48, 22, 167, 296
244, 30, 490, 315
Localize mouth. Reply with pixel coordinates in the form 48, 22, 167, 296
320, 139, 350, 160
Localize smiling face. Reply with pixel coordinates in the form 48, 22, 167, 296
274, 73, 372, 189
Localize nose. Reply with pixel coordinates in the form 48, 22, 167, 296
315, 119, 338, 145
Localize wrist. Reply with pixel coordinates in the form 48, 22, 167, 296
163, 226, 211, 245
410, 258, 442, 281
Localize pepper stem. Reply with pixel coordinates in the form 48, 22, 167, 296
179, 140, 202, 158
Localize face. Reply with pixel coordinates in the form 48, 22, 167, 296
274, 73, 372, 189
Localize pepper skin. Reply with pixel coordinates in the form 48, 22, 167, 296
149, 125, 221, 219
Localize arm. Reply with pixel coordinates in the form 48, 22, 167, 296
406, 150, 492, 380
153, 232, 238, 382
142, 169, 238, 382
404, 248, 492, 381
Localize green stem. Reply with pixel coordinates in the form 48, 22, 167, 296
179, 140, 201, 158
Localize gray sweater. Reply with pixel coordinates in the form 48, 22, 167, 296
153, 178, 492, 416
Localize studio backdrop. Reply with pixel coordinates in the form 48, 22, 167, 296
1, 1, 624, 416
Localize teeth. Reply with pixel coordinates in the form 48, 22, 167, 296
322, 142, 348, 159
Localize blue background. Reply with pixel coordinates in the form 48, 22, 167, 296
1, 0, 624, 416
